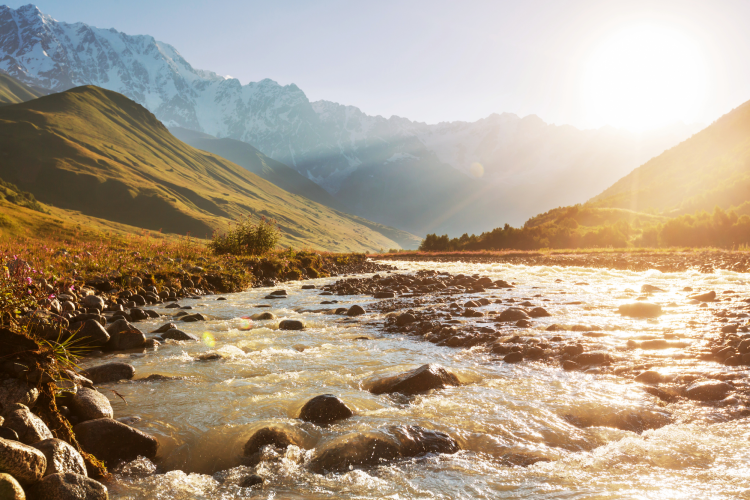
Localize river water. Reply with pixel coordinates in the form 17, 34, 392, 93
83, 260, 750, 499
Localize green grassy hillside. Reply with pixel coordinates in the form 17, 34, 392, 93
0, 85, 418, 252
591, 99, 750, 214
0, 71, 45, 106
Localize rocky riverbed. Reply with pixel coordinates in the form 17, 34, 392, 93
2, 258, 749, 499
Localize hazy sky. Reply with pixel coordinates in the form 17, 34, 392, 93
7, 0, 750, 130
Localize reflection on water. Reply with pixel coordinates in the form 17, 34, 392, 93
84, 260, 750, 499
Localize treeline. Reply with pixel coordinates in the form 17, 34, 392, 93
420, 207, 750, 251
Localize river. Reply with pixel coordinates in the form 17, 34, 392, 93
83, 259, 750, 499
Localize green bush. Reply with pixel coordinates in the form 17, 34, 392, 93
209, 215, 280, 256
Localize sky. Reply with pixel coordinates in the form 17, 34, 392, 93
6, 0, 750, 130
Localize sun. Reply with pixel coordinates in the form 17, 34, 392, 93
581, 24, 708, 131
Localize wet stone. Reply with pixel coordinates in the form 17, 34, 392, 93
685, 380, 732, 401
82, 362, 135, 384
0, 437, 47, 485
31, 472, 107, 500
369, 364, 460, 395
31, 438, 87, 477
298, 395, 353, 425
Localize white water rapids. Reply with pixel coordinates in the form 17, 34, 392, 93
81, 260, 750, 499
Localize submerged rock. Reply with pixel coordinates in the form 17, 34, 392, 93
298, 395, 353, 425
82, 362, 135, 384
74, 418, 158, 466
685, 380, 732, 401
369, 364, 460, 395
308, 425, 458, 474
689, 291, 716, 302
243, 426, 305, 456
618, 303, 662, 318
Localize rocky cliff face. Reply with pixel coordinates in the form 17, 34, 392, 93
0, 4, 699, 234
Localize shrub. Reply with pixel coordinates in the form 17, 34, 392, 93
209, 215, 280, 256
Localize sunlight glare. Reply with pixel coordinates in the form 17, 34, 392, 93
582, 24, 708, 131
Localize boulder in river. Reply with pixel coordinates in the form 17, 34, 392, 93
31, 472, 107, 500
71, 388, 113, 422
369, 364, 460, 395
688, 291, 716, 302
160, 329, 199, 341
346, 305, 366, 317
618, 303, 662, 318
0, 437, 47, 484
73, 418, 158, 466
105, 319, 145, 350
31, 438, 87, 477
243, 425, 306, 456
527, 307, 551, 318
298, 395, 353, 425
374, 291, 395, 299
279, 319, 304, 331
70, 320, 110, 348
82, 362, 135, 384
396, 313, 416, 326
497, 308, 530, 322
572, 351, 612, 367
308, 425, 458, 474
3, 404, 53, 444
0, 473, 24, 499
251, 312, 276, 320
685, 380, 731, 401
151, 322, 177, 333
634, 370, 663, 384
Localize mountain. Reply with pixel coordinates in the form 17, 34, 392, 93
0, 70, 44, 105
168, 126, 342, 210
0, 4, 700, 235
0, 85, 420, 251
591, 99, 750, 215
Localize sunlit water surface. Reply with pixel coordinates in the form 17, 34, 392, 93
84, 260, 750, 499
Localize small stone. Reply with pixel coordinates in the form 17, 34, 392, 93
498, 308, 530, 322
195, 353, 223, 361
689, 291, 716, 302
301, 285, 316, 290
527, 307, 551, 318
369, 364, 460, 395
374, 291, 395, 298
503, 352, 524, 363
573, 351, 612, 366
635, 370, 663, 384
81, 295, 105, 311
0, 378, 39, 410
251, 312, 276, 320
151, 323, 176, 333
181, 313, 207, 322
396, 313, 416, 326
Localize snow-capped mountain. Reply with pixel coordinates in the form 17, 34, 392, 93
0, 4, 699, 235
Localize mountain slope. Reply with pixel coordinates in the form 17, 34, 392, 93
169, 126, 342, 210
592, 99, 750, 215
0, 70, 44, 105
0, 85, 418, 251
0, 4, 699, 234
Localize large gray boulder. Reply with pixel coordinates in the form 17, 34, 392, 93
71, 388, 113, 422
368, 364, 460, 395
0, 437, 47, 485
31, 438, 87, 477
2, 404, 53, 444
73, 418, 158, 466
0, 473, 25, 500
309, 425, 459, 474
0, 378, 39, 411
82, 362, 135, 384
31, 473, 107, 500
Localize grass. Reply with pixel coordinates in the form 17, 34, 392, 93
0, 85, 418, 252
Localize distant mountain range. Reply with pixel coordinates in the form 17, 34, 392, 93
0, 80, 421, 251
0, 4, 701, 236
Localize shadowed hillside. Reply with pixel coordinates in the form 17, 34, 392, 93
0, 85, 419, 251
0, 70, 45, 105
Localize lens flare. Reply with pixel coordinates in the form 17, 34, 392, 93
238, 316, 253, 331
201, 332, 216, 348
469, 162, 484, 178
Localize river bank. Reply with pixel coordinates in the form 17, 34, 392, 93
373, 249, 750, 273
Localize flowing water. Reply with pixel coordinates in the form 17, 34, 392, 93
84, 260, 750, 499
